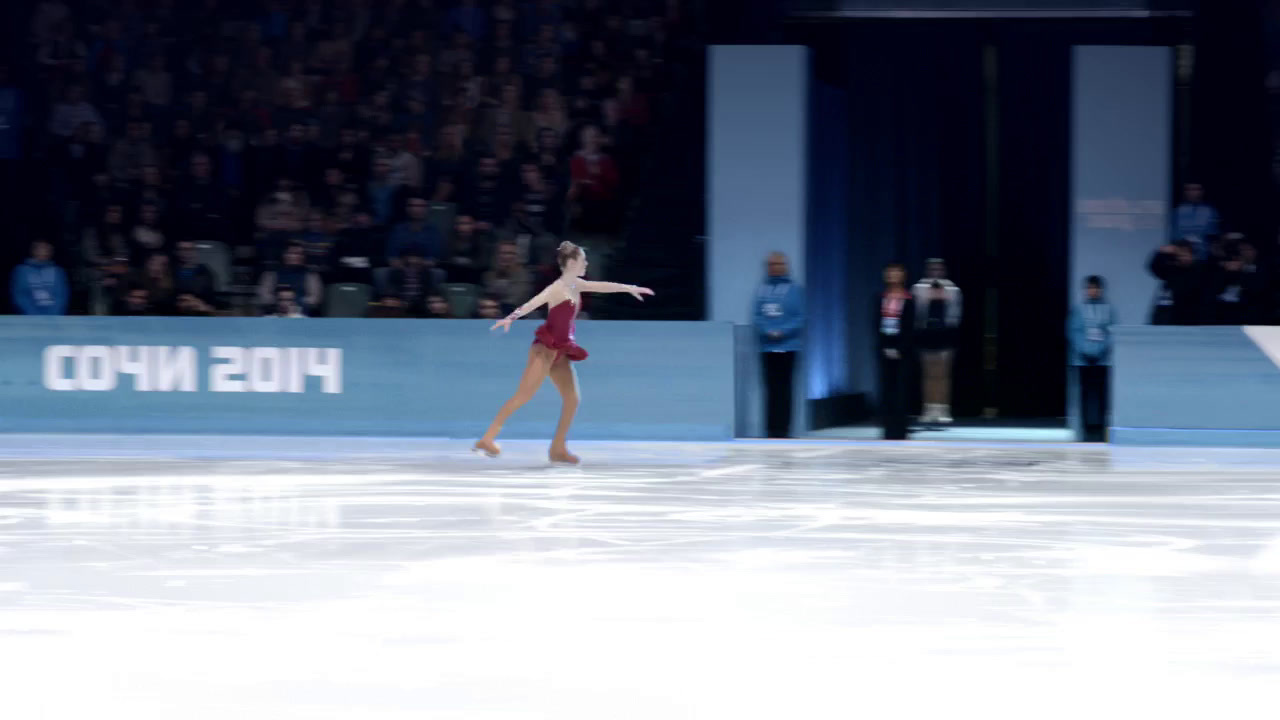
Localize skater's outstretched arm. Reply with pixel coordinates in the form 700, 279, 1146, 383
490, 284, 558, 332
579, 281, 654, 301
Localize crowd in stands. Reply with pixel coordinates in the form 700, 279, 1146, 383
1148, 182, 1278, 325
10, 0, 687, 318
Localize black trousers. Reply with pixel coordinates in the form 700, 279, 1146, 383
879, 356, 909, 440
1079, 363, 1110, 442
762, 351, 796, 438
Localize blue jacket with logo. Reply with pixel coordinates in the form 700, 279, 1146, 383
1068, 299, 1116, 366
11, 260, 69, 315
754, 275, 805, 353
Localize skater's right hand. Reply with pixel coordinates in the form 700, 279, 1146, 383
491, 317, 513, 333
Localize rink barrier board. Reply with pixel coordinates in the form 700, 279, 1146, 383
0, 317, 736, 440
1112, 326, 1280, 448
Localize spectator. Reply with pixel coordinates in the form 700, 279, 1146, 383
257, 244, 323, 315
114, 286, 155, 316
301, 210, 337, 272
568, 124, 620, 234
755, 252, 806, 439
172, 240, 219, 315
1171, 182, 1220, 262
171, 152, 228, 243
49, 86, 102, 141
108, 120, 158, 184
55, 121, 107, 204
93, 253, 132, 314
451, 0, 489, 41
214, 126, 248, 194
385, 133, 422, 189
912, 259, 962, 425
30, 0, 72, 45
332, 210, 380, 285
1069, 275, 1115, 443
535, 126, 569, 190
483, 240, 532, 313
133, 54, 173, 109
11, 241, 70, 315
133, 252, 177, 315
82, 203, 130, 270
475, 294, 503, 319
95, 55, 130, 130
1149, 239, 1207, 325
267, 285, 307, 318
366, 156, 405, 227
463, 154, 512, 231
133, 164, 169, 218
383, 249, 438, 317
442, 214, 488, 285
615, 75, 650, 127
426, 124, 467, 201
425, 293, 453, 318
166, 118, 198, 180
400, 93, 434, 151
256, 180, 306, 262
481, 81, 534, 149
513, 160, 557, 241
1210, 238, 1270, 325
386, 196, 442, 269
131, 202, 167, 259
532, 88, 569, 140
333, 126, 371, 187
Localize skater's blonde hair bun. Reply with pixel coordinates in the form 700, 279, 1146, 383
556, 241, 582, 268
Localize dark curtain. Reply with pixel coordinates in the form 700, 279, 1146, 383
989, 30, 1072, 417
1189, 0, 1274, 239
799, 23, 988, 414
807, 81, 852, 399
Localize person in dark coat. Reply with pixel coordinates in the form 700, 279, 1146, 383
876, 263, 916, 440
1210, 238, 1271, 325
1149, 239, 1207, 325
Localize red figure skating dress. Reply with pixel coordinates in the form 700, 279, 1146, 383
534, 299, 588, 361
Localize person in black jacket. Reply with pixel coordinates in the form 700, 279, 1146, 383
1149, 239, 1207, 325
173, 240, 219, 315
876, 263, 916, 440
1210, 238, 1271, 325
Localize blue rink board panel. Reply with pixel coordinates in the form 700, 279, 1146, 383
0, 317, 736, 440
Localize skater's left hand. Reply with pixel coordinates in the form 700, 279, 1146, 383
491, 317, 514, 332
629, 286, 654, 302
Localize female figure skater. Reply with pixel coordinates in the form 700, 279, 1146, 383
474, 241, 654, 464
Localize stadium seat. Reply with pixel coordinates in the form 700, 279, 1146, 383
372, 267, 393, 297
326, 283, 373, 318
443, 283, 480, 318
194, 241, 232, 293
428, 202, 456, 240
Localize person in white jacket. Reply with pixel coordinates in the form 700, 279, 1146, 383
912, 258, 962, 424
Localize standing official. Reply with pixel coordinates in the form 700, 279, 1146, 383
754, 252, 805, 438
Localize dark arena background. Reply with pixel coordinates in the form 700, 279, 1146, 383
0, 1, 1278, 718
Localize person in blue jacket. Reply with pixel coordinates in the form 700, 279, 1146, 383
754, 252, 805, 438
11, 240, 69, 315
1068, 275, 1116, 442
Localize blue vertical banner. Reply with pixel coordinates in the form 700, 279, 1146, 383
707, 45, 810, 436
1069, 45, 1173, 430
1070, 45, 1172, 325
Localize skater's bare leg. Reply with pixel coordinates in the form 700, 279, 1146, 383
476, 346, 554, 455
547, 355, 580, 464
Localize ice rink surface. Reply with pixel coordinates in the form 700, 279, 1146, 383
1, 435, 1279, 720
